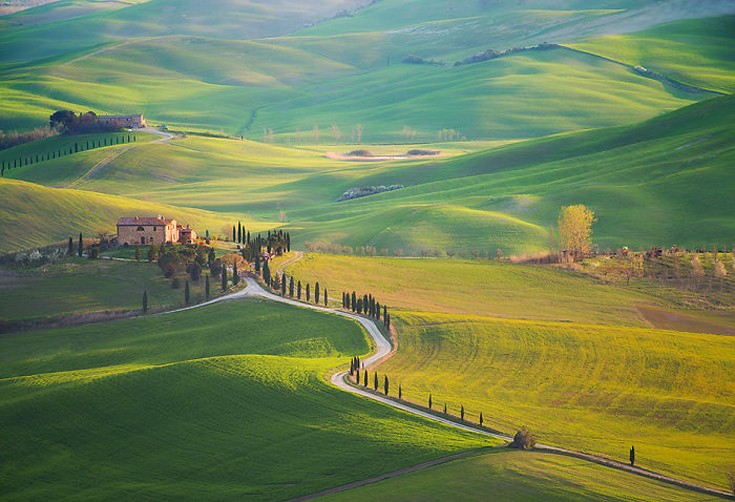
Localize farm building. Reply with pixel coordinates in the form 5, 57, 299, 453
117, 216, 179, 246
98, 114, 146, 129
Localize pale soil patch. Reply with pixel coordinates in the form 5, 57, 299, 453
325, 151, 444, 162
638, 305, 735, 336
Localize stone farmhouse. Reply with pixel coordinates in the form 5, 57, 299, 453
117, 216, 197, 246
98, 114, 146, 129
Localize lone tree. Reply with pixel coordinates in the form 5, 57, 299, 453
428, 394, 433, 409
558, 204, 596, 262
384, 375, 389, 395
509, 426, 537, 450
142, 290, 148, 314
460, 405, 465, 421
630, 446, 635, 467
398, 384, 402, 400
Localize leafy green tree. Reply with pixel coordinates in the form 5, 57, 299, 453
185, 280, 190, 305
510, 427, 537, 450
558, 204, 596, 262
143, 290, 148, 313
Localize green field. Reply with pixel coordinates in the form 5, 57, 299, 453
323, 450, 722, 501
0, 300, 493, 499
0, 257, 214, 325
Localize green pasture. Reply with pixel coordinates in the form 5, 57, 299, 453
570, 16, 735, 93
374, 311, 735, 490
0, 178, 271, 252
324, 450, 722, 501
0, 300, 492, 500
0, 257, 211, 324
283, 253, 651, 327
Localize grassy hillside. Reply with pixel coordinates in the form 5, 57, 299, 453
374, 311, 735, 489
570, 16, 735, 93
0, 256, 217, 325
323, 450, 722, 501
283, 253, 651, 327
0, 300, 492, 499
4, 92, 734, 254
0, 178, 270, 252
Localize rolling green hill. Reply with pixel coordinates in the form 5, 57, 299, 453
0, 178, 269, 252
323, 450, 722, 501
0, 300, 492, 499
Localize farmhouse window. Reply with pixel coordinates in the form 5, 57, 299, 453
136, 226, 145, 231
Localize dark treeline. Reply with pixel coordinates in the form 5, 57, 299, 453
341, 290, 391, 330
0, 127, 57, 151
50, 110, 121, 134
236, 223, 291, 261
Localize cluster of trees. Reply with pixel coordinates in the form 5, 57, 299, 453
266, 270, 330, 307
49, 110, 122, 134
0, 127, 56, 151
341, 291, 391, 329
0, 133, 136, 177
155, 244, 215, 282
236, 226, 291, 260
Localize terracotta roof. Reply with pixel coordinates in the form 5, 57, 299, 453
117, 216, 175, 226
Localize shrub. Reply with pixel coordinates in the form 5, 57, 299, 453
346, 149, 373, 157
509, 426, 537, 449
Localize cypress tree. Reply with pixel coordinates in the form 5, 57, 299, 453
263, 261, 271, 286
443, 403, 447, 415
222, 267, 228, 291
297, 281, 302, 299
324, 288, 328, 306
630, 446, 635, 467
281, 273, 287, 295
286, 233, 290, 252
376, 302, 381, 320
306, 283, 310, 302
384, 375, 389, 395
383, 305, 387, 321
428, 394, 433, 409
143, 290, 148, 313
78, 233, 83, 257
233, 261, 239, 285
398, 384, 402, 400
232, 225, 236, 242
354, 368, 360, 383
205, 275, 210, 299
255, 257, 261, 273
342, 292, 346, 308
185, 280, 190, 305
386, 313, 391, 330
479, 413, 484, 427
68, 237, 73, 256
460, 405, 465, 421
237, 222, 242, 244
351, 292, 357, 312
357, 299, 362, 314
74, 142, 78, 153
247, 231, 251, 244
363, 370, 368, 387
315, 282, 320, 304
373, 371, 378, 391
289, 276, 294, 297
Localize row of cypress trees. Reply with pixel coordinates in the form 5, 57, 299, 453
0, 134, 136, 177
341, 291, 391, 329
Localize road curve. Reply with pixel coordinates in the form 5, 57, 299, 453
163, 275, 733, 499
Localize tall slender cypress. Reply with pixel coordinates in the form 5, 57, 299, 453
289, 276, 294, 297
222, 267, 228, 291
185, 280, 190, 306
78, 233, 83, 257
384, 375, 389, 395
324, 288, 328, 306
297, 281, 302, 299
306, 283, 310, 302
143, 290, 148, 313
363, 370, 368, 387
68, 237, 73, 256
205, 275, 210, 299
315, 282, 320, 304
233, 262, 239, 285
373, 372, 378, 391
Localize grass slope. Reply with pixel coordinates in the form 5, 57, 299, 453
376, 311, 735, 490
323, 450, 722, 502
0, 300, 492, 500
0, 257, 210, 324
0, 178, 269, 252
570, 16, 735, 93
